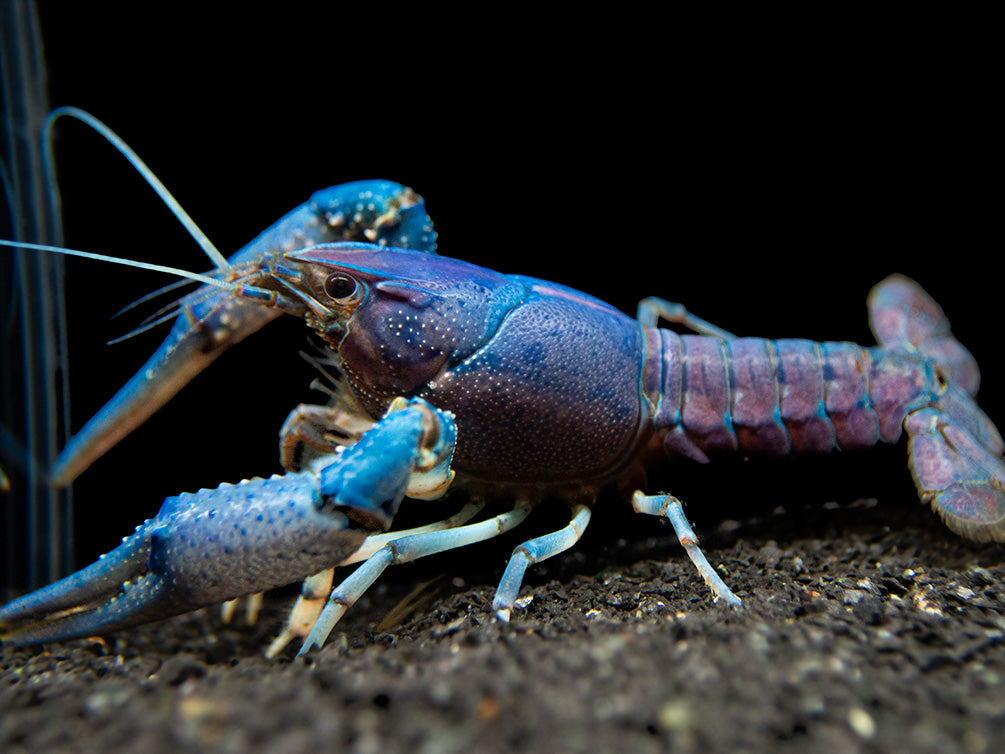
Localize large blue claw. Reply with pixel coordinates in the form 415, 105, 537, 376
2, 398, 456, 646
0, 470, 374, 645
49, 181, 437, 486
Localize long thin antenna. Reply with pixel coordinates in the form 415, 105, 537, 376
42, 107, 231, 270
0, 239, 238, 290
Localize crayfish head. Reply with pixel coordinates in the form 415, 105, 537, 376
278, 243, 526, 416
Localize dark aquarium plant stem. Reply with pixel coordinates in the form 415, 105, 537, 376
0, 0, 73, 594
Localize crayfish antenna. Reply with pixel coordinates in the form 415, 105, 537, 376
43, 107, 229, 270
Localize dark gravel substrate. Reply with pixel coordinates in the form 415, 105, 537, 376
3, 490, 1004, 754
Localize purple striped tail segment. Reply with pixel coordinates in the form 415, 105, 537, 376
642, 275, 1005, 542
648, 335, 945, 461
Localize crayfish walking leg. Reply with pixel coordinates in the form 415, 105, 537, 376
632, 493, 742, 606
264, 499, 485, 658
491, 504, 593, 621
299, 501, 534, 655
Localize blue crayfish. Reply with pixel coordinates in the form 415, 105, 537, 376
2, 177, 1003, 657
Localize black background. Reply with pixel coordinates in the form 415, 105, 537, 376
14, 6, 999, 569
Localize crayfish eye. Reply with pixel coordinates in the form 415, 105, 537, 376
323, 273, 361, 302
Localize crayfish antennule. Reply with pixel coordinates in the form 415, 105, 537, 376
0, 239, 238, 291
